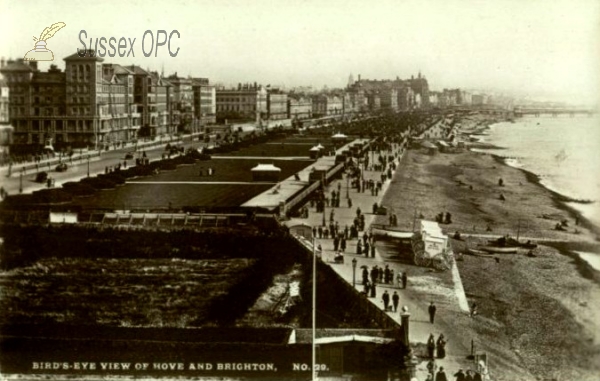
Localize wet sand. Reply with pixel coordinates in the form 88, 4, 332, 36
374, 118, 600, 380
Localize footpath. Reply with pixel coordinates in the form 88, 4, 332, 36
286, 144, 477, 381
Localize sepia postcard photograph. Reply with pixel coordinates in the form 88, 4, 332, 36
0, 1, 599, 380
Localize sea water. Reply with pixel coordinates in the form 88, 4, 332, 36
483, 116, 600, 228
482, 116, 600, 264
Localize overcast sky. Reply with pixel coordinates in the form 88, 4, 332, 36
1, 0, 599, 105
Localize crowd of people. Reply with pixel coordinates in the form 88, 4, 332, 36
424, 361, 486, 381
301, 114, 492, 381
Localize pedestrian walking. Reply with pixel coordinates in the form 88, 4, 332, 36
362, 267, 369, 285
340, 237, 346, 252
436, 334, 447, 359
382, 290, 390, 311
465, 370, 474, 381
347, 198, 352, 208
370, 282, 376, 298
392, 291, 399, 312
371, 243, 376, 258
453, 369, 466, 381
402, 271, 408, 289
363, 241, 370, 257
370, 266, 378, 284
427, 359, 437, 377
435, 367, 448, 381
427, 334, 436, 359
429, 301, 437, 324
470, 302, 478, 317
396, 272, 402, 288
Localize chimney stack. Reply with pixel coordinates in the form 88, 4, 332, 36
0, 57, 5, 68
358, 74, 361, 81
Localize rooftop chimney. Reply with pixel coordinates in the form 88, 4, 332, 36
0, 57, 5, 68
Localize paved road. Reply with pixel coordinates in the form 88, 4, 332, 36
0, 136, 204, 197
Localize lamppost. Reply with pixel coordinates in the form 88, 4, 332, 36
352, 258, 357, 288
346, 170, 350, 199
19, 169, 23, 194
322, 173, 326, 227
87, 155, 90, 178
311, 235, 317, 381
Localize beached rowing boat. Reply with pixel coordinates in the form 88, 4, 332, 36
465, 248, 496, 258
486, 239, 537, 249
479, 246, 518, 254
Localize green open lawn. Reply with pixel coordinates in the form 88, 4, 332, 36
73, 158, 312, 210
129, 158, 312, 183
73, 183, 270, 210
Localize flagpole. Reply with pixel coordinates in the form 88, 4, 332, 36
312, 235, 317, 381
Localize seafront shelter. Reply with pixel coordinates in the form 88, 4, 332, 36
251, 163, 281, 182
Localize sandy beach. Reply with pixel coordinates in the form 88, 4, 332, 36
374, 115, 600, 381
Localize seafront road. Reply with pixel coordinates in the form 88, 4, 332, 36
0, 134, 204, 197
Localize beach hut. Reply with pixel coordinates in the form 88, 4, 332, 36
251, 163, 281, 182
421, 141, 438, 155
437, 140, 450, 153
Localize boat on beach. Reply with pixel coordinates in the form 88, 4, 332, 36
478, 246, 518, 254
465, 248, 497, 258
487, 236, 538, 249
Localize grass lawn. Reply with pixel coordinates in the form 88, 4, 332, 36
129, 158, 312, 183
215, 139, 334, 157
73, 183, 272, 210
73, 158, 312, 209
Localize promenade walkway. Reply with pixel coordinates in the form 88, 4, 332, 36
285, 145, 476, 380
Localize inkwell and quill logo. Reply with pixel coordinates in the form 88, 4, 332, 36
24, 22, 66, 61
